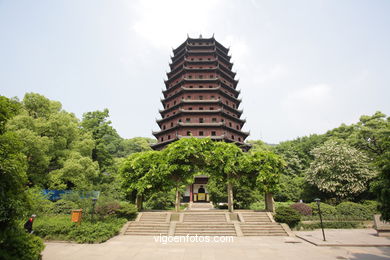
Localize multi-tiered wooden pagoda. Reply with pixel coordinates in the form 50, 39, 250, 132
152, 35, 249, 151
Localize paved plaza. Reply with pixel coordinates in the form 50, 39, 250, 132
42, 229, 390, 260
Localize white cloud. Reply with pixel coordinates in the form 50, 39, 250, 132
130, 0, 221, 50
286, 83, 332, 104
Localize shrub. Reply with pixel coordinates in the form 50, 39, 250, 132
144, 191, 175, 210
95, 201, 121, 217
34, 215, 127, 243
297, 221, 361, 230
309, 202, 337, 217
250, 201, 265, 211
0, 226, 45, 260
115, 202, 137, 220
50, 200, 79, 214
67, 217, 127, 243
274, 206, 301, 228
290, 203, 312, 216
362, 200, 380, 216
336, 202, 372, 220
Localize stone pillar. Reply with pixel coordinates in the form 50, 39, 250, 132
265, 192, 275, 213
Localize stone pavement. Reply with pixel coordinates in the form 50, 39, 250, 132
296, 229, 390, 247
42, 230, 390, 260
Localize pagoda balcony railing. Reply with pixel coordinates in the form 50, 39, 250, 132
156, 109, 246, 125
163, 87, 239, 102
178, 135, 225, 140
178, 122, 224, 127
163, 80, 240, 97
158, 100, 243, 116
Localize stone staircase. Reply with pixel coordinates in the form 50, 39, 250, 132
239, 212, 287, 236
175, 223, 236, 236
124, 212, 170, 236
183, 212, 226, 222
124, 211, 290, 237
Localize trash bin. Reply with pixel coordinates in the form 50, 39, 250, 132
71, 209, 83, 224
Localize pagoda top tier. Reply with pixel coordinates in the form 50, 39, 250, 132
172, 35, 229, 56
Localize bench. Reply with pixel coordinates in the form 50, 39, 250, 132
374, 214, 390, 237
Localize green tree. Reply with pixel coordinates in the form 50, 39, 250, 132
208, 141, 244, 212
6, 93, 98, 188
115, 137, 156, 157
306, 140, 377, 200
0, 96, 45, 259
164, 138, 215, 211
119, 151, 166, 210
81, 109, 121, 172
243, 151, 285, 212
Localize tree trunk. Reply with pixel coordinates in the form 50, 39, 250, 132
136, 194, 143, 211
227, 182, 234, 213
175, 188, 181, 212
265, 192, 275, 212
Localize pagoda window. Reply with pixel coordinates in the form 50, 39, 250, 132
199, 131, 204, 136
173, 112, 176, 115
212, 118, 217, 122
171, 122, 173, 127
199, 85, 203, 88
208, 58, 211, 60
200, 67, 203, 69
188, 107, 192, 110
189, 85, 193, 88
199, 75, 203, 79
178, 119, 182, 123
210, 107, 214, 110
191, 58, 194, 61
189, 75, 192, 79
211, 96, 215, 100
161, 137, 164, 141
187, 131, 191, 136
221, 119, 224, 122
199, 58, 203, 60
209, 85, 213, 88
210, 75, 213, 78
163, 125, 166, 130
199, 96, 203, 100
229, 122, 232, 127
238, 137, 242, 142
167, 104, 170, 108
231, 135, 234, 140
199, 107, 203, 110
199, 118, 204, 123
187, 95, 191, 99
186, 118, 190, 122
168, 135, 171, 139
236, 125, 239, 130
226, 101, 229, 105
211, 131, 216, 136
173, 101, 176, 105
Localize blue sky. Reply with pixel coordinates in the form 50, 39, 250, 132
1, 0, 389, 143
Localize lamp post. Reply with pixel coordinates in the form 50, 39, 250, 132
91, 198, 98, 222
314, 198, 326, 241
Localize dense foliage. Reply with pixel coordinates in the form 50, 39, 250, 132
274, 206, 301, 227
0, 96, 45, 259
34, 215, 127, 243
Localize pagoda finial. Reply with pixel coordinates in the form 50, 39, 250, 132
187, 33, 190, 39
199, 34, 203, 39
212, 33, 215, 38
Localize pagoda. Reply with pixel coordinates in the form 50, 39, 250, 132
152, 35, 250, 151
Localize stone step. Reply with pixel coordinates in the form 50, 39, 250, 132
125, 232, 169, 236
